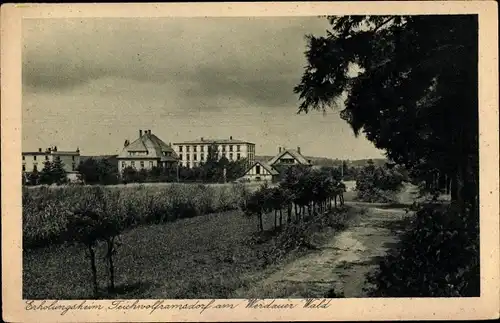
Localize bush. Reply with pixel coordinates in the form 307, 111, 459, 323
355, 161, 404, 203
22, 183, 249, 249
364, 203, 479, 297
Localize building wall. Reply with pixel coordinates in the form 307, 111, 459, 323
22, 152, 80, 173
173, 142, 255, 168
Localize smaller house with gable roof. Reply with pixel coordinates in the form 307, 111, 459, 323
117, 129, 178, 172
241, 146, 311, 182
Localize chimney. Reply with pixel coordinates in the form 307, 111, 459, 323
38, 148, 42, 152
139, 130, 143, 137
297, 146, 301, 154
230, 136, 233, 140
201, 137, 204, 141
279, 147, 282, 153
54, 146, 57, 152
148, 129, 151, 135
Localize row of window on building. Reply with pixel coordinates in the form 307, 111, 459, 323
178, 144, 251, 153
22, 162, 77, 172
121, 160, 155, 169
22, 155, 77, 161
178, 152, 243, 162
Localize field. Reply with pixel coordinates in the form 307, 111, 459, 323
23, 181, 357, 299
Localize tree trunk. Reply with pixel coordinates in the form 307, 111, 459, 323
279, 209, 283, 227
88, 245, 98, 297
287, 204, 292, 224
259, 213, 264, 231
106, 238, 115, 292
274, 210, 277, 229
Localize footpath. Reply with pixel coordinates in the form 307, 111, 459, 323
237, 185, 418, 298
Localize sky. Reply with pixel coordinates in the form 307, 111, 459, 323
22, 17, 386, 160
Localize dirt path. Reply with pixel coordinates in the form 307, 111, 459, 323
236, 186, 419, 298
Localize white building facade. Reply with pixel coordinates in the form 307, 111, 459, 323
117, 129, 178, 172
22, 146, 81, 180
172, 137, 255, 168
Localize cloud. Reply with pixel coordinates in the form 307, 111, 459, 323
22, 17, 330, 107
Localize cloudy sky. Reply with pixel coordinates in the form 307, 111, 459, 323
22, 17, 385, 159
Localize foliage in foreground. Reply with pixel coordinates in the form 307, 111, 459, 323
23, 183, 249, 249
364, 203, 479, 297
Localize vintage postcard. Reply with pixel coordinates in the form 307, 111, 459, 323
2, 1, 499, 322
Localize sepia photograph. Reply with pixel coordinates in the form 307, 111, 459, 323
2, 2, 499, 322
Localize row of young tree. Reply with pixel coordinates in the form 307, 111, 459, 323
241, 165, 346, 231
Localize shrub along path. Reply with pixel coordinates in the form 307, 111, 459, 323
235, 185, 420, 298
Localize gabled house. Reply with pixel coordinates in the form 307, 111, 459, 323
241, 146, 311, 182
117, 129, 178, 172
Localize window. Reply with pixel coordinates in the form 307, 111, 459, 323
193, 146, 197, 152
194, 154, 197, 161
33, 156, 37, 161
140, 161, 144, 168
229, 153, 233, 160
22, 155, 25, 161
122, 162, 126, 168
237, 145, 241, 152
201, 153, 204, 161
131, 161, 135, 167
179, 154, 183, 160
237, 153, 241, 160
222, 145, 226, 152
179, 146, 183, 152
72, 156, 75, 161
256, 165, 261, 174
72, 163, 76, 171
187, 146, 190, 152
33, 165, 37, 172
229, 145, 233, 152
22, 164, 26, 171
149, 161, 154, 168
186, 154, 190, 160
45, 155, 49, 161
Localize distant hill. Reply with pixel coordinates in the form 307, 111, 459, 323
255, 155, 387, 168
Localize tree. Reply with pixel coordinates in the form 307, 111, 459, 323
66, 188, 124, 297
294, 15, 478, 218
38, 159, 67, 185
51, 158, 67, 184
77, 158, 100, 184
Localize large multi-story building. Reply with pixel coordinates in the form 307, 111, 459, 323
172, 136, 255, 168
117, 129, 178, 172
22, 146, 81, 180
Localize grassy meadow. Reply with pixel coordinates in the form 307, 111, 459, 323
23, 181, 357, 299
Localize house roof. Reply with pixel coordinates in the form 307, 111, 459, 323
118, 132, 178, 160
267, 149, 310, 166
173, 138, 254, 145
244, 161, 279, 176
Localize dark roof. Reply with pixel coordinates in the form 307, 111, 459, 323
268, 149, 310, 166
118, 133, 177, 159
